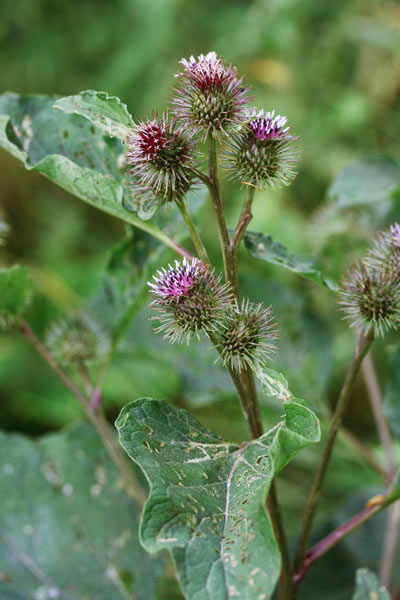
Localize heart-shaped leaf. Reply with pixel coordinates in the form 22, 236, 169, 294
0, 424, 163, 600
327, 156, 400, 208
54, 90, 134, 140
0, 92, 196, 247
116, 398, 320, 600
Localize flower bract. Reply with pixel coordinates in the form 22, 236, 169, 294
223, 108, 299, 189
172, 51, 251, 140
215, 299, 279, 372
148, 258, 234, 344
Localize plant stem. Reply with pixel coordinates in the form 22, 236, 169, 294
380, 501, 400, 588
230, 186, 255, 294
207, 137, 232, 283
293, 329, 374, 583
204, 141, 291, 598
176, 199, 210, 264
362, 353, 396, 483
18, 319, 146, 508
269, 480, 294, 599
294, 501, 384, 583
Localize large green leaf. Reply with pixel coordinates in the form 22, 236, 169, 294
244, 231, 338, 291
0, 92, 190, 248
327, 155, 400, 208
54, 90, 134, 140
116, 398, 320, 600
351, 569, 390, 600
0, 264, 32, 318
0, 423, 163, 600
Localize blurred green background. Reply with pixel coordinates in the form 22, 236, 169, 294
1, 1, 399, 597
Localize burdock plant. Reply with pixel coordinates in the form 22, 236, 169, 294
1, 49, 399, 600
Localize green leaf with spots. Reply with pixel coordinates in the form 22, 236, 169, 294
244, 231, 338, 291
327, 155, 400, 208
255, 367, 292, 401
0, 92, 193, 249
116, 398, 321, 600
352, 569, 390, 599
54, 90, 134, 140
0, 423, 164, 600
0, 264, 32, 320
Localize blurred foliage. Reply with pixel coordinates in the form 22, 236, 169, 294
0, 0, 400, 598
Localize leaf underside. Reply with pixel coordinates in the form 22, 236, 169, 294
244, 231, 338, 291
116, 398, 320, 600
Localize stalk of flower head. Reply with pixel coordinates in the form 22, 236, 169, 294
126, 50, 299, 598
294, 224, 400, 582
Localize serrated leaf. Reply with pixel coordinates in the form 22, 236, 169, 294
0, 264, 31, 317
244, 231, 338, 290
54, 90, 134, 140
0, 423, 163, 600
116, 398, 320, 600
0, 93, 192, 247
352, 568, 390, 600
327, 155, 400, 208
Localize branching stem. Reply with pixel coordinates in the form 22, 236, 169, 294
207, 137, 233, 283
230, 186, 255, 294
18, 319, 146, 508
204, 140, 292, 599
176, 198, 210, 265
293, 329, 374, 586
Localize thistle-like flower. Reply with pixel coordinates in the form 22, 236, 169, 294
223, 108, 299, 189
172, 51, 251, 140
127, 113, 196, 215
148, 258, 234, 344
364, 222, 400, 279
46, 312, 110, 366
214, 299, 279, 372
339, 264, 400, 337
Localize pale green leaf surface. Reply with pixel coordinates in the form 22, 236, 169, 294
244, 231, 338, 291
54, 90, 134, 140
327, 156, 400, 208
0, 92, 192, 246
255, 367, 292, 401
0, 424, 163, 600
0, 264, 31, 316
351, 568, 390, 600
116, 398, 320, 600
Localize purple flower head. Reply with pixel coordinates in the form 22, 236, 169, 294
148, 258, 199, 299
390, 223, 400, 247
148, 259, 235, 344
178, 51, 236, 92
126, 113, 196, 213
248, 109, 290, 141
129, 119, 167, 163
223, 107, 299, 189
172, 51, 251, 140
